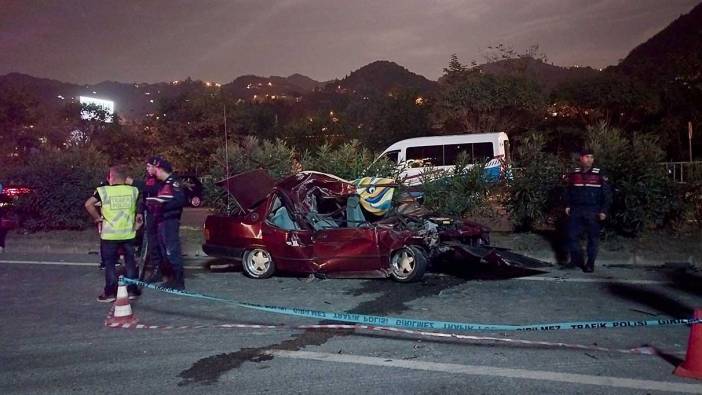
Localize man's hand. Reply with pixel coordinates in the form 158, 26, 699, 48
598, 212, 607, 221
135, 214, 144, 230
565, 207, 571, 216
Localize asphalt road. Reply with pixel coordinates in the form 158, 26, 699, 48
2, 255, 702, 394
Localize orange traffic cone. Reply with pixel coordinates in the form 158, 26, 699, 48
675, 309, 702, 380
105, 282, 138, 326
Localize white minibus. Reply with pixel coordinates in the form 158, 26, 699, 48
378, 132, 510, 186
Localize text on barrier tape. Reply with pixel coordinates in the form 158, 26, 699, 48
120, 277, 700, 333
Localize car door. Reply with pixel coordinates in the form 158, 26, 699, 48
312, 227, 383, 276
261, 194, 315, 273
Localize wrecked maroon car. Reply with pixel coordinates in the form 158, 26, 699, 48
203, 170, 538, 282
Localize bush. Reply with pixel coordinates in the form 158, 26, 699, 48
421, 153, 494, 217
303, 140, 397, 180
505, 132, 564, 230
205, 137, 397, 214
205, 136, 296, 214
2, 147, 109, 231
587, 122, 680, 235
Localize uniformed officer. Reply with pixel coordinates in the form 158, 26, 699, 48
85, 165, 142, 302
148, 158, 186, 290
565, 148, 612, 272
128, 156, 165, 282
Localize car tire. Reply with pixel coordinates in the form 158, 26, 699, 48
389, 245, 427, 283
190, 196, 202, 207
242, 248, 275, 279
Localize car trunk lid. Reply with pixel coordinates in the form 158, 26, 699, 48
216, 169, 275, 212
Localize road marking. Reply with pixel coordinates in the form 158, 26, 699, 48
268, 350, 702, 393
0, 260, 204, 269
515, 276, 668, 285
1, 260, 671, 284
0, 259, 97, 267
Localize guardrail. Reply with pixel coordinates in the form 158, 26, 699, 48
663, 161, 702, 184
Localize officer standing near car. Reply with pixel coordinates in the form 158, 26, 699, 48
85, 165, 142, 301
148, 158, 186, 289
127, 156, 166, 282
565, 148, 612, 273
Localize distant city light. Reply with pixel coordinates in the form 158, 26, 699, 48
79, 96, 114, 123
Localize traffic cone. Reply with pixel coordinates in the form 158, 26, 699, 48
105, 281, 138, 326
674, 309, 702, 380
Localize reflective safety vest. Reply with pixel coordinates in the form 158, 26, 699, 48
97, 184, 139, 240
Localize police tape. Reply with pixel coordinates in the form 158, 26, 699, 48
120, 277, 701, 333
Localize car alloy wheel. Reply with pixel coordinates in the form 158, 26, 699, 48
243, 248, 275, 279
190, 196, 202, 207
389, 245, 427, 283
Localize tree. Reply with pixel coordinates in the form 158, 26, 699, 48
0, 89, 41, 165
435, 55, 545, 133
551, 73, 661, 131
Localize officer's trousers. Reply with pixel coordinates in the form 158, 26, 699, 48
157, 218, 184, 287
567, 208, 601, 267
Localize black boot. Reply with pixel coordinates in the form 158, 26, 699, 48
163, 269, 185, 290
583, 260, 595, 273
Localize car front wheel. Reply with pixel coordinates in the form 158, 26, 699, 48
389, 246, 427, 283
243, 248, 275, 279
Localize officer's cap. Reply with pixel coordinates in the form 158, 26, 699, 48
579, 147, 594, 157
155, 158, 173, 173
146, 156, 163, 166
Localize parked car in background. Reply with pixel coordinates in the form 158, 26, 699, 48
177, 175, 204, 207
0, 184, 31, 230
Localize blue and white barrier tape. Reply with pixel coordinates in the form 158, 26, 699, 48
120, 277, 700, 333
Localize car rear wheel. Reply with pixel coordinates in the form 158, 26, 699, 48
389, 246, 427, 282
190, 196, 202, 207
243, 248, 275, 279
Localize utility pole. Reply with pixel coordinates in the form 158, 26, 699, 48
224, 104, 230, 213
688, 121, 693, 163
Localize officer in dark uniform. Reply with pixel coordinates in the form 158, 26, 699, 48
128, 156, 165, 282
148, 158, 186, 289
565, 148, 612, 272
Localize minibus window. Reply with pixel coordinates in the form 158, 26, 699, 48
406, 145, 443, 166
473, 142, 494, 161
444, 144, 472, 166
382, 150, 400, 164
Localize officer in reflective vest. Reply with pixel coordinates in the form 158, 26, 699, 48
565, 148, 612, 273
147, 158, 186, 290
85, 165, 143, 302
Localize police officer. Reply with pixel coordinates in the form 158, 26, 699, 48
148, 158, 186, 289
565, 148, 612, 273
127, 156, 165, 282
85, 165, 142, 302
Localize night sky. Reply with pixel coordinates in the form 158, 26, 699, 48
1, 0, 698, 84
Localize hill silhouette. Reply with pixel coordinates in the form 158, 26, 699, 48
334, 60, 437, 94
611, 2, 702, 85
